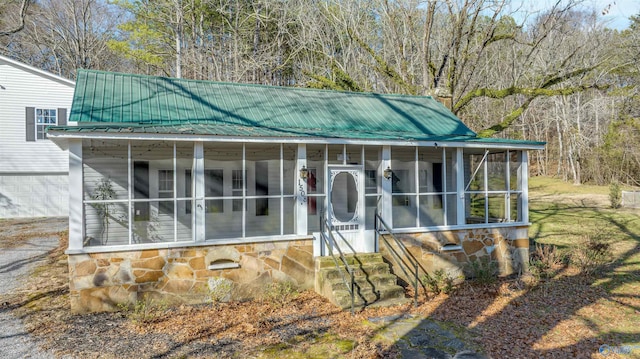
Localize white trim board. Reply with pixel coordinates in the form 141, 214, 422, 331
48, 132, 545, 151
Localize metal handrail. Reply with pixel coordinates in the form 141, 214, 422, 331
374, 211, 421, 307
319, 214, 355, 315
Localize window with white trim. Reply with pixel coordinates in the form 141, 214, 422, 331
26, 107, 67, 142
36, 108, 57, 140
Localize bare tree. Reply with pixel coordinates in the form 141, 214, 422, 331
0, 0, 29, 36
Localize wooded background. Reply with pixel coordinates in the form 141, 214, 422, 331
2, 0, 639, 186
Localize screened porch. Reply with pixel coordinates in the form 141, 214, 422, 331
70, 138, 529, 252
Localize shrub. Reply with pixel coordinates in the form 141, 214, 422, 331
465, 258, 498, 285
262, 281, 298, 307
422, 269, 455, 295
529, 243, 565, 279
208, 277, 234, 306
571, 229, 612, 275
609, 181, 622, 209
119, 299, 168, 325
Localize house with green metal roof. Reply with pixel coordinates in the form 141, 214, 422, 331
49, 70, 543, 313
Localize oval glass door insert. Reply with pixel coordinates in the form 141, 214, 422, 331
331, 172, 358, 222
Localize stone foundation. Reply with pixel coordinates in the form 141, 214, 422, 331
68, 227, 529, 312
68, 239, 314, 313
380, 226, 529, 284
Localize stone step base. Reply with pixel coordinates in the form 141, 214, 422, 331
315, 253, 384, 269
327, 273, 398, 292
332, 284, 407, 309
315, 253, 408, 310
320, 262, 391, 280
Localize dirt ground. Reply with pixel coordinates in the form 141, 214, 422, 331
0, 217, 67, 248
2, 189, 638, 359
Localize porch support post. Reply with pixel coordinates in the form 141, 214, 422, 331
455, 148, 465, 225
296, 144, 308, 235
521, 151, 529, 223
194, 142, 205, 242
381, 145, 392, 225
68, 139, 84, 251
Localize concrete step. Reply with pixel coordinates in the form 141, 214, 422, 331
320, 262, 392, 280
327, 273, 398, 292
315, 253, 384, 269
332, 284, 406, 309
314, 252, 408, 310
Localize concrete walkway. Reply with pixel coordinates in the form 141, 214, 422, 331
0, 233, 62, 358
370, 314, 488, 359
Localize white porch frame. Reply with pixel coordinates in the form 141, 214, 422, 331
64, 136, 537, 254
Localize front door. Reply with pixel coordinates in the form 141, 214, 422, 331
327, 166, 365, 253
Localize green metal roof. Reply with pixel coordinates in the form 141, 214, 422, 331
54, 69, 544, 148
69, 70, 475, 137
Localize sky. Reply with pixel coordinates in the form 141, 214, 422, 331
596, 0, 640, 29
510, 0, 639, 30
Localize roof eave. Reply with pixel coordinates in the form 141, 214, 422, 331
47, 130, 546, 151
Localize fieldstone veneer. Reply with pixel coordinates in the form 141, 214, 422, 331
380, 226, 530, 284
68, 240, 314, 313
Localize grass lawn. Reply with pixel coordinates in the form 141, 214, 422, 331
2, 176, 640, 358
525, 177, 640, 358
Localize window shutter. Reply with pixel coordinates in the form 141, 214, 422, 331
58, 108, 67, 126
25, 107, 35, 142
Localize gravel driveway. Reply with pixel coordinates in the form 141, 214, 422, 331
0, 218, 67, 359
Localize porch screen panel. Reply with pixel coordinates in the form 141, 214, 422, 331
487, 194, 507, 222
510, 193, 521, 222
391, 147, 417, 228
346, 145, 363, 165
446, 194, 458, 225
131, 141, 174, 243
417, 147, 447, 227
464, 149, 486, 224
204, 143, 242, 239
509, 151, 522, 222
246, 144, 280, 237
445, 149, 458, 225
82, 139, 129, 246
364, 146, 382, 229
283, 144, 296, 196
464, 149, 518, 224
419, 195, 444, 227
487, 152, 507, 192
176, 142, 194, 242
83, 139, 128, 201
307, 144, 326, 233
283, 145, 296, 234
246, 199, 281, 236
328, 144, 343, 165
487, 152, 508, 222
84, 202, 129, 246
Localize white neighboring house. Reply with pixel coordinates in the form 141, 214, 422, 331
0, 55, 75, 218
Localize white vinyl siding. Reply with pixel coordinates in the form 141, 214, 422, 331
0, 173, 68, 218
0, 57, 74, 218
0, 59, 73, 173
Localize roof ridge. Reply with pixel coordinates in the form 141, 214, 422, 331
76, 69, 437, 100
